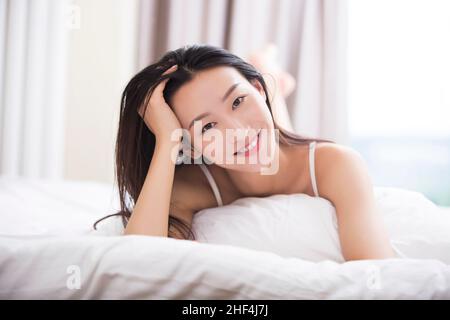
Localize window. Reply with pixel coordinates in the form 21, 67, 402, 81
348, 0, 450, 206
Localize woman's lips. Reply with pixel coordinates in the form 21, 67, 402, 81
234, 130, 261, 156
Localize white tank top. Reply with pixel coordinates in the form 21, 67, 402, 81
198, 141, 320, 207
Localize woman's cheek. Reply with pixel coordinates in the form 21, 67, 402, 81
201, 139, 221, 164
249, 100, 271, 123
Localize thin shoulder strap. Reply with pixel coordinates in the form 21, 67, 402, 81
309, 141, 320, 197
199, 164, 224, 206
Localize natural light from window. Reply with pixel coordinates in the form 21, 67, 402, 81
348, 0, 450, 206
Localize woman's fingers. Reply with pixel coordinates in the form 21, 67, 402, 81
162, 64, 178, 75
138, 64, 178, 118
150, 65, 177, 106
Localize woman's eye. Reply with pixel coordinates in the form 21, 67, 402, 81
232, 96, 246, 110
202, 122, 216, 134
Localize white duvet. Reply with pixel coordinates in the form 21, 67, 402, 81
0, 176, 449, 299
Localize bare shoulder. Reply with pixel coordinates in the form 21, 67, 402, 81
315, 142, 362, 162
314, 142, 369, 200
170, 165, 218, 221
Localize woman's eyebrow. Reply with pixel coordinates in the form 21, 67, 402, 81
188, 83, 241, 129
189, 112, 210, 129
222, 83, 240, 102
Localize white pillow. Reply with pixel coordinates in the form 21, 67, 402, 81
192, 187, 450, 264
192, 193, 345, 263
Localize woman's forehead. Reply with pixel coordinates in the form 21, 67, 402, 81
179, 66, 244, 98
172, 66, 247, 123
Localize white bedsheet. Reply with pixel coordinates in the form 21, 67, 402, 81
0, 176, 449, 299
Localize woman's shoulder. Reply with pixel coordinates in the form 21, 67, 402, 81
171, 164, 219, 213
167, 165, 219, 235
313, 142, 368, 198
314, 142, 363, 168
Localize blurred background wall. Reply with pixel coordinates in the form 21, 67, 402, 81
64, 0, 139, 184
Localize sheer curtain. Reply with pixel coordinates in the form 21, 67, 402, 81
137, 0, 349, 144
0, 0, 69, 179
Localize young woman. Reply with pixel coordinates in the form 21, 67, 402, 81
94, 44, 397, 261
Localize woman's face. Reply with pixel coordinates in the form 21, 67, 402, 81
171, 66, 277, 172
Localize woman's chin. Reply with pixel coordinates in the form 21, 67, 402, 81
214, 152, 275, 173
224, 162, 265, 172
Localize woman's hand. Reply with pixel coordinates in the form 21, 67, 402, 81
138, 64, 182, 144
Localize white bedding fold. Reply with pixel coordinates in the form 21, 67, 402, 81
1, 234, 449, 299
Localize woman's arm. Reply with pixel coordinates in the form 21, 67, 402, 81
315, 143, 397, 261
127, 64, 187, 237
123, 139, 180, 237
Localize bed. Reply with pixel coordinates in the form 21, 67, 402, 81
0, 175, 449, 299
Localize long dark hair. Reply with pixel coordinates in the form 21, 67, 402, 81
93, 44, 334, 240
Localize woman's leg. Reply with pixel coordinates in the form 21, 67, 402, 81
246, 43, 296, 132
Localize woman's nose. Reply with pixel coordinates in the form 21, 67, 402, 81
223, 124, 252, 150
221, 116, 248, 133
